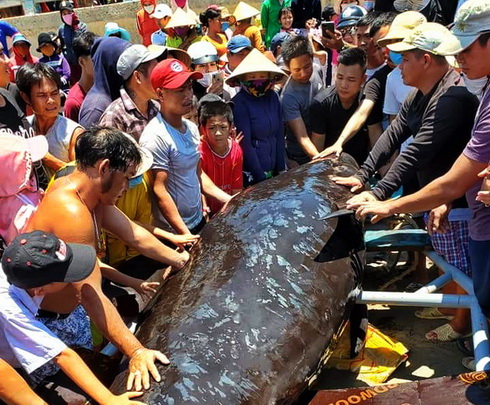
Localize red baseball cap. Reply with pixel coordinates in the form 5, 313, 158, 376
151, 58, 203, 90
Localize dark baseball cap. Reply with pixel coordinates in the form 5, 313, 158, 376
59, 1, 74, 12
2, 231, 96, 289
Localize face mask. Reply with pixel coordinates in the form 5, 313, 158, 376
144, 5, 155, 14
129, 175, 143, 189
222, 21, 230, 31
363, 1, 375, 11
62, 13, 73, 26
174, 26, 190, 37
389, 50, 403, 65
241, 79, 273, 97
197, 72, 213, 88
462, 74, 490, 99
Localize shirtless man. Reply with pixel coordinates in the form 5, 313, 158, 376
27, 126, 190, 391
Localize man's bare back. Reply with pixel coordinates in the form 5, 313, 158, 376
27, 176, 102, 313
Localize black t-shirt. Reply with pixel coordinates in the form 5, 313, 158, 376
0, 88, 31, 137
6, 82, 27, 115
0, 88, 49, 189
364, 64, 393, 126
291, 0, 322, 29
310, 86, 369, 166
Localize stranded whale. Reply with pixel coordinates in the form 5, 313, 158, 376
112, 156, 365, 404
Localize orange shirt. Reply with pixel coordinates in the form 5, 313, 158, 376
202, 33, 228, 57
233, 25, 265, 53
136, 9, 159, 46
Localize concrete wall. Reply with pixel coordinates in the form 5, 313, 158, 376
5, 0, 262, 57
6, 1, 142, 56
5, 0, 335, 57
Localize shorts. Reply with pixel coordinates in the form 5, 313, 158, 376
31, 305, 92, 385
424, 215, 471, 276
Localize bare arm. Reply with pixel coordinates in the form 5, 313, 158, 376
287, 118, 320, 158
77, 268, 169, 391
136, 221, 200, 249
316, 99, 375, 158
55, 348, 145, 405
42, 151, 68, 171
68, 126, 84, 161
152, 169, 190, 235
198, 161, 232, 204
0, 359, 47, 405
101, 205, 189, 269
311, 131, 326, 153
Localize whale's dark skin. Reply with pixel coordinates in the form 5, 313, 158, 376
111, 157, 365, 404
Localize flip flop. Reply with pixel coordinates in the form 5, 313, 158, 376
456, 336, 474, 357
415, 307, 454, 321
425, 323, 469, 342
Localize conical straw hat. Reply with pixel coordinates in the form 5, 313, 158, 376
233, 1, 260, 21
225, 48, 286, 87
165, 7, 196, 29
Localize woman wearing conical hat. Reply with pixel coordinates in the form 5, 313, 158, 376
231, 2, 266, 52
226, 49, 287, 186
165, 7, 202, 51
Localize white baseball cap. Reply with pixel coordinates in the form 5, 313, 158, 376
387, 22, 461, 56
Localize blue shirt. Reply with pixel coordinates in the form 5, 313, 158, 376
0, 21, 18, 57
232, 89, 286, 185
140, 114, 203, 230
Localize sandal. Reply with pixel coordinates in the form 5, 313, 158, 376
425, 323, 469, 342
456, 336, 474, 357
462, 356, 476, 371
415, 307, 454, 321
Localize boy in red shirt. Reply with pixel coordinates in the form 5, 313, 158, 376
199, 97, 243, 216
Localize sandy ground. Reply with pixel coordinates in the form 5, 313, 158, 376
313, 251, 468, 392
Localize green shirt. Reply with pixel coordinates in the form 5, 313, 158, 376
261, 0, 292, 48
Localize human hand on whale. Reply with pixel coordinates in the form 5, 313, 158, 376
127, 347, 170, 391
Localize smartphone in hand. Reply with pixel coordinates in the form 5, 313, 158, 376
321, 21, 335, 37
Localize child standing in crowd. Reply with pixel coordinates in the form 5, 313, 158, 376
199, 98, 243, 215
279, 7, 297, 34
261, 0, 292, 49
9, 34, 37, 82
37, 32, 71, 92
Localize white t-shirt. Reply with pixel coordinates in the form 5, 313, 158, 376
366, 62, 386, 81
140, 113, 203, 231
0, 270, 67, 374
383, 66, 415, 116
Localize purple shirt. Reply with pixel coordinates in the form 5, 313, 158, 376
463, 86, 490, 241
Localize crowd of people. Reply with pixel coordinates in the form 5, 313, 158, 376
0, 0, 489, 403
